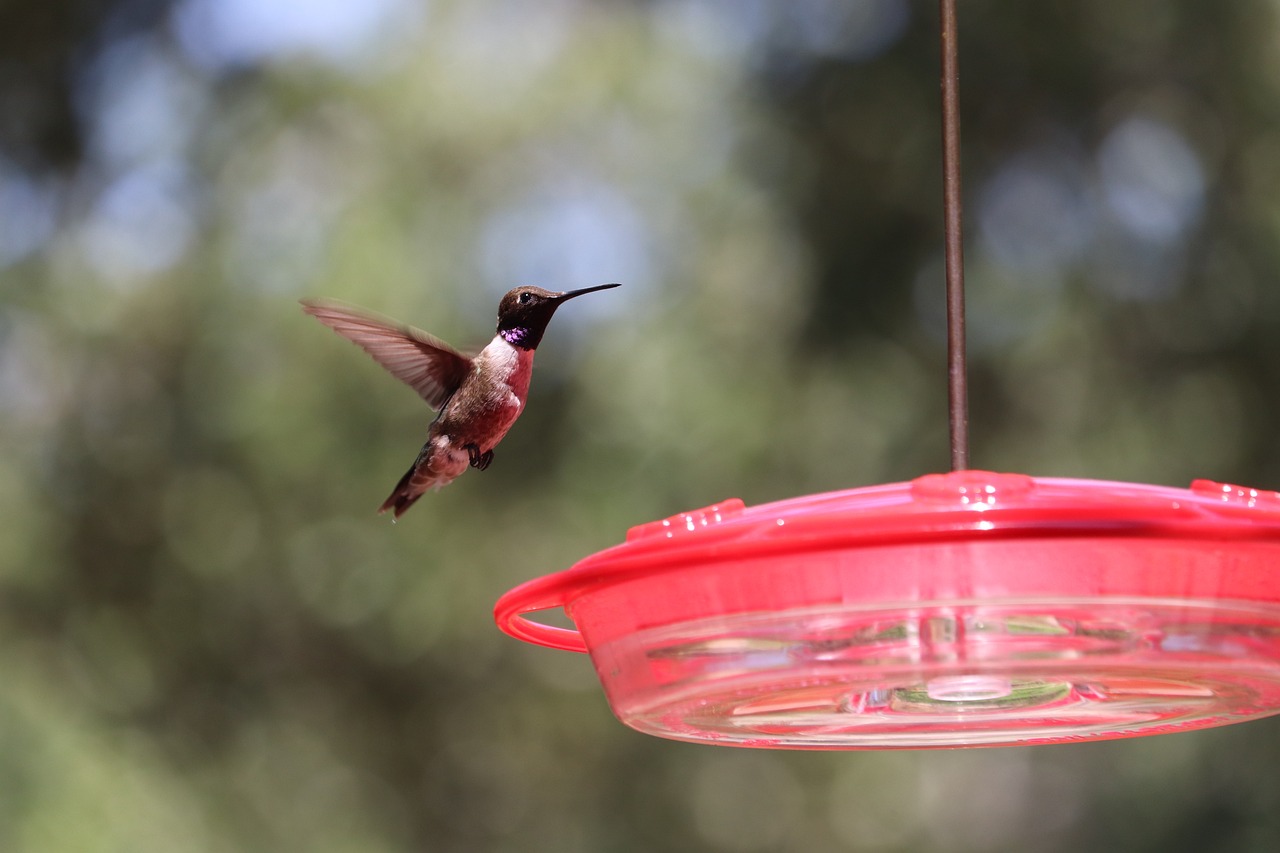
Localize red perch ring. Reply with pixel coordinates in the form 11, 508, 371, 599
495, 471, 1280, 748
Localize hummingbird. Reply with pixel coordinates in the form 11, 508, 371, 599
301, 283, 620, 519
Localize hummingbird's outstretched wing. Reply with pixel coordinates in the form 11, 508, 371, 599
301, 298, 473, 411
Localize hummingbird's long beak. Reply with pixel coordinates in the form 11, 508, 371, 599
555, 282, 621, 302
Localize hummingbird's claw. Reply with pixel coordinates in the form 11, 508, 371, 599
465, 444, 494, 471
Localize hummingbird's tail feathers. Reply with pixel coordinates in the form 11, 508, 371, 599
379, 491, 423, 520
378, 463, 424, 519
376, 437, 469, 520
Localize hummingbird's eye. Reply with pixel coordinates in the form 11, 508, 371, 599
518, 292, 533, 305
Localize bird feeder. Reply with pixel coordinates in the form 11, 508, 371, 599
497, 473, 1280, 748
494, 2, 1280, 748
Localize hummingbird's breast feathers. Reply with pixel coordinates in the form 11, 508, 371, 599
470, 335, 536, 408
300, 298, 473, 410
433, 335, 534, 457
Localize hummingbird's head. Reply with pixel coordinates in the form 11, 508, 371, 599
496, 283, 620, 349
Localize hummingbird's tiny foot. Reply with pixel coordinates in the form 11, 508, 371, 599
465, 443, 494, 471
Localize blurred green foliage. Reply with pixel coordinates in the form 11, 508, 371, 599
3, 0, 1280, 850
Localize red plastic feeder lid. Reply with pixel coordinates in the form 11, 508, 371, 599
496, 472, 1280, 748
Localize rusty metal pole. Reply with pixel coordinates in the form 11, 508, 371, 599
940, 0, 969, 471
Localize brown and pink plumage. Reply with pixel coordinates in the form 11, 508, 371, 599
301, 283, 619, 518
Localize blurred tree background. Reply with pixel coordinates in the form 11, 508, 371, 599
3, 0, 1280, 849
